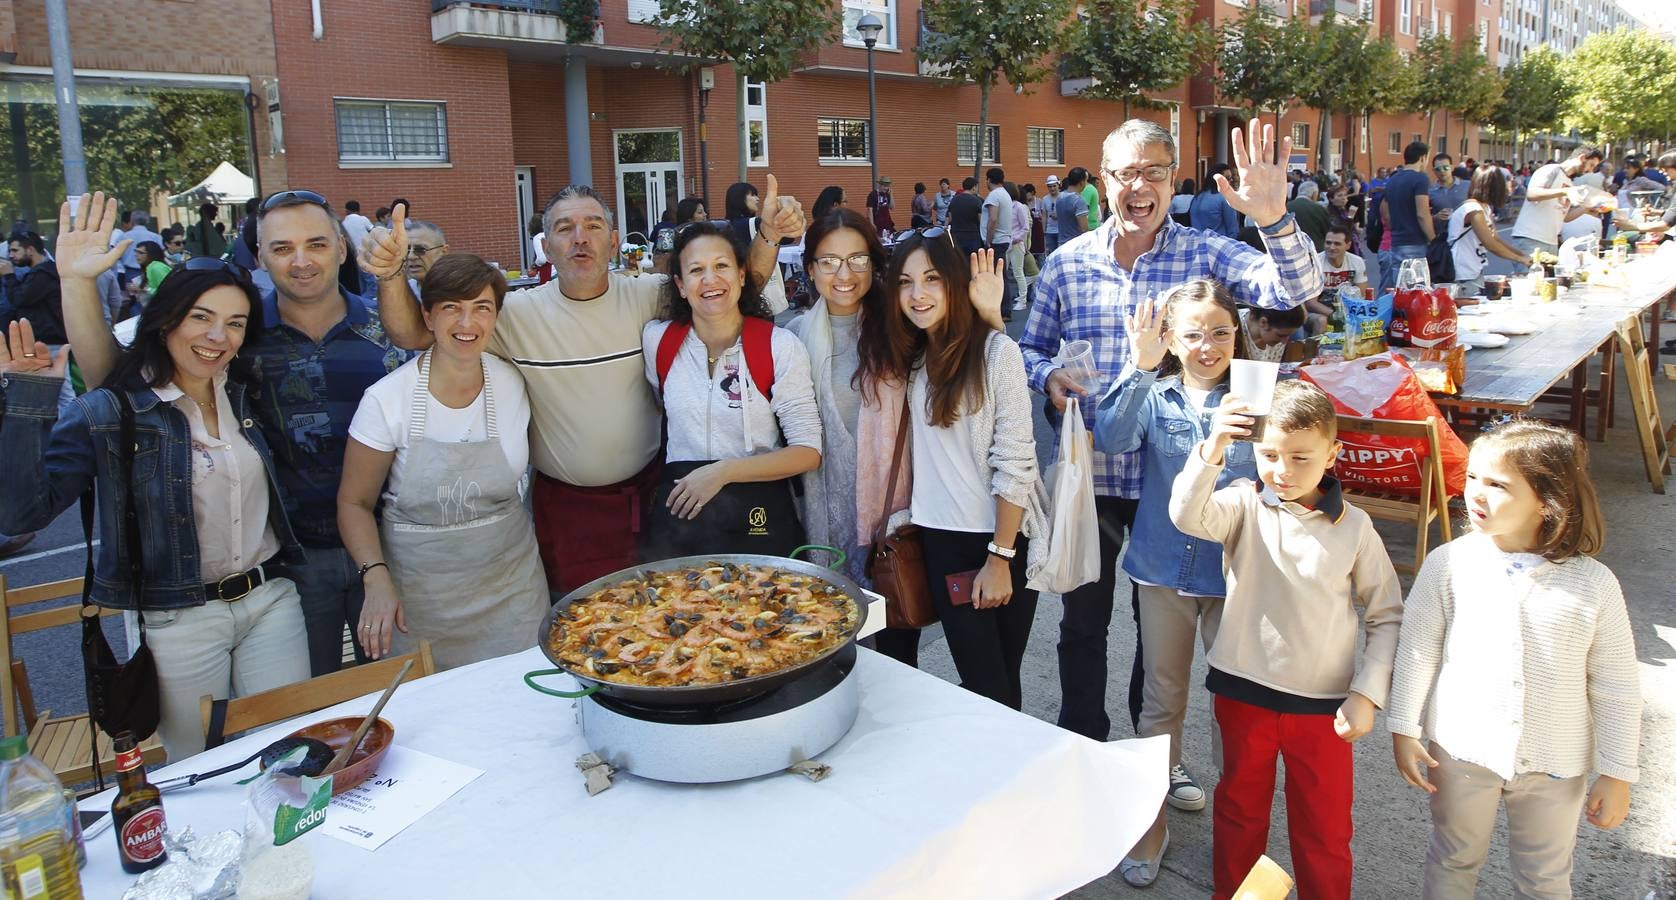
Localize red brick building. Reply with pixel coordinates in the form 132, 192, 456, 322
267, 0, 1508, 265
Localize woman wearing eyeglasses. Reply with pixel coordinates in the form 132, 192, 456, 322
0, 196, 311, 759
854, 230, 1049, 709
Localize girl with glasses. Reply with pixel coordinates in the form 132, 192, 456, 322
1092, 278, 1255, 886
855, 231, 1048, 709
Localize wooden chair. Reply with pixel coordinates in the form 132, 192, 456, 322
1334, 414, 1455, 575
0, 574, 166, 784
200, 640, 436, 748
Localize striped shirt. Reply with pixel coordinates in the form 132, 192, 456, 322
246, 290, 410, 547
1020, 217, 1323, 497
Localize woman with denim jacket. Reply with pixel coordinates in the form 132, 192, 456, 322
0, 198, 310, 759
1092, 279, 1258, 887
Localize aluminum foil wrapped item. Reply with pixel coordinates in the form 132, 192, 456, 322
120, 827, 243, 900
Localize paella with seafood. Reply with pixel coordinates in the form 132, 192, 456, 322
547, 562, 860, 686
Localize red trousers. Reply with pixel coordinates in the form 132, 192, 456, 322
532, 460, 659, 596
1212, 695, 1354, 900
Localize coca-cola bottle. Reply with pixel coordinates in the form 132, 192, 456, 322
1388, 291, 1411, 347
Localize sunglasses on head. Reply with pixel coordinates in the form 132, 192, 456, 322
157, 256, 249, 292
261, 190, 329, 212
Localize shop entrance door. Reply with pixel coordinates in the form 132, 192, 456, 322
614, 129, 683, 245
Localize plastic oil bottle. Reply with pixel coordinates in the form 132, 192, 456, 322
0, 736, 82, 900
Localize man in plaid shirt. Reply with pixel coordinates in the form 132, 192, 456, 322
1021, 119, 1322, 755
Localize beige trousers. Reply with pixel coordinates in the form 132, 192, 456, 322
142, 577, 312, 761
1135, 583, 1224, 769
1424, 742, 1589, 900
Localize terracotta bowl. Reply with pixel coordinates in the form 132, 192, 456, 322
285, 716, 394, 795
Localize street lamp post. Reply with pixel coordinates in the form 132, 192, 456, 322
857, 13, 883, 192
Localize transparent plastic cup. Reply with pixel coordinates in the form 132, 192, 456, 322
1057, 339, 1101, 395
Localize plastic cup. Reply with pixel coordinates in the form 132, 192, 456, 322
1229, 359, 1281, 441
1057, 339, 1101, 394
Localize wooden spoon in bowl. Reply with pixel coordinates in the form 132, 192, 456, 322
325, 659, 415, 776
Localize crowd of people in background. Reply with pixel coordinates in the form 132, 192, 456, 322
0, 116, 1655, 899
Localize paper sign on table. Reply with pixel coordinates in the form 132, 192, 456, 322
319, 745, 483, 850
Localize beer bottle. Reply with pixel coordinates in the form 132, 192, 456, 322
110, 733, 167, 874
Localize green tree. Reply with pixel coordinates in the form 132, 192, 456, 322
1061, 0, 1213, 119
1410, 29, 1455, 139
1561, 28, 1676, 145
1216, 6, 1301, 143
1489, 46, 1569, 167
918, 0, 1075, 182
1343, 34, 1413, 175
653, 0, 842, 181
1439, 41, 1500, 153
1292, 7, 1376, 172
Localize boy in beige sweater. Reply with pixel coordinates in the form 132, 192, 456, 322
1169, 379, 1403, 900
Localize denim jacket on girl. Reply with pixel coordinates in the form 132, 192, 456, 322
0, 372, 305, 610
1093, 365, 1257, 597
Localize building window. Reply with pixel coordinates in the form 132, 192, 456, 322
957, 123, 1000, 164
843, 0, 896, 49
1413, 132, 1424, 147
1291, 122, 1310, 148
744, 79, 769, 167
334, 99, 448, 163
817, 117, 870, 163
1443, 12, 1453, 35
1400, 0, 1412, 32
1027, 127, 1064, 166
1389, 130, 1402, 153
1168, 104, 1181, 145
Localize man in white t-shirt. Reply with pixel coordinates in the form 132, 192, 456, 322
342, 200, 374, 252
1309, 223, 1365, 332
1511, 146, 1603, 260
982, 166, 1017, 312
366, 182, 806, 594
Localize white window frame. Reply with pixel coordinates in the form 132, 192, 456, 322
333, 98, 449, 166
1443, 12, 1453, 36
1026, 126, 1064, 167
816, 117, 871, 165
1389, 130, 1402, 153
1291, 122, 1310, 149
957, 123, 1000, 165
744, 78, 769, 168
1400, 0, 1413, 33
1168, 103, 1181, 146
842, 0, 897, 50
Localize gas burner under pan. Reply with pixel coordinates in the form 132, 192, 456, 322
576, 644, 860, 783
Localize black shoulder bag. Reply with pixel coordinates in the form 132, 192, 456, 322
81, 390, 162, 774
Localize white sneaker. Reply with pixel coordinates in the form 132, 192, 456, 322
1166, 764, 1206, 811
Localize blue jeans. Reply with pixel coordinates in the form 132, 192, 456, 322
284, 544, 369, 675
1511, 236, 1557, 273
1378, 244, 1429, 293
1043, 232, 1061, 256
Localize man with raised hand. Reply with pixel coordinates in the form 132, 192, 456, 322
57, 190, 410, 676
1021, 118, 1321, 773
364, 180, 806, 595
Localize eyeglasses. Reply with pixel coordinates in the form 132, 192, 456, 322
811, 254, 873, 275
408, 244, 442, 258
166, 240, 185, 247
1105, 165, 1176, 186
1176, 327, 1240, 346
261, 190, 329, 212
156, 256, 250, 292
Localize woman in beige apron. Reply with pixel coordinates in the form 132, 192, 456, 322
339, 254, 547, 670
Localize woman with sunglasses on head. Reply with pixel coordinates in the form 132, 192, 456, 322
0, 197, 311, 760
856, 230, 1049, 709
640, 221, 823, 560
337, 254, 546, 671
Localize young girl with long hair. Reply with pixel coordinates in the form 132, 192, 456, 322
1093, 278, 1255, 886
859, 230, 1048, 709
1386, 420, 1640, 898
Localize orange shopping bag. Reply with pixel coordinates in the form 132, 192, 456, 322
1301, 352, 1468, 497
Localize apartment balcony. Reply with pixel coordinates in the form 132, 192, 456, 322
430, 0, 681, 65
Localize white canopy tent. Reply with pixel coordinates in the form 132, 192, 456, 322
165, 162, 255, 208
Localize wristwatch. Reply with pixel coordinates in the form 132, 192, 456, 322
987, 541, 1017, 560
1257, 212, 1297, 236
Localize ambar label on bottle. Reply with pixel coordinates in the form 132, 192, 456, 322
120, 807, 168, 862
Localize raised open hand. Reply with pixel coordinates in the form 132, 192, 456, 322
757, 174, 807, 244
56, 193, 130, 282
968, 247, 1005, 316
362, 202, 409, 280
0, 319, 68, 379
1125, 295, 1171, 373
1215, 118, 1292, 229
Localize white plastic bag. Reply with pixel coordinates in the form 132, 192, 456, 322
1036, 397, 1100, 594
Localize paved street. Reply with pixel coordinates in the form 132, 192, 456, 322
3, 294, 1672, 899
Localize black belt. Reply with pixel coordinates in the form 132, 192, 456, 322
203, 560, 283, 602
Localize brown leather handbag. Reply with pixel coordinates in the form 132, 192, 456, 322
864, 401, 936, 629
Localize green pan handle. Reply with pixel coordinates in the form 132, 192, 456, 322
524, 668, 602, 698
790, 544, 847, 570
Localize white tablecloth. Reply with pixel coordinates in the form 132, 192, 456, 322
79, 648, 1166, 899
